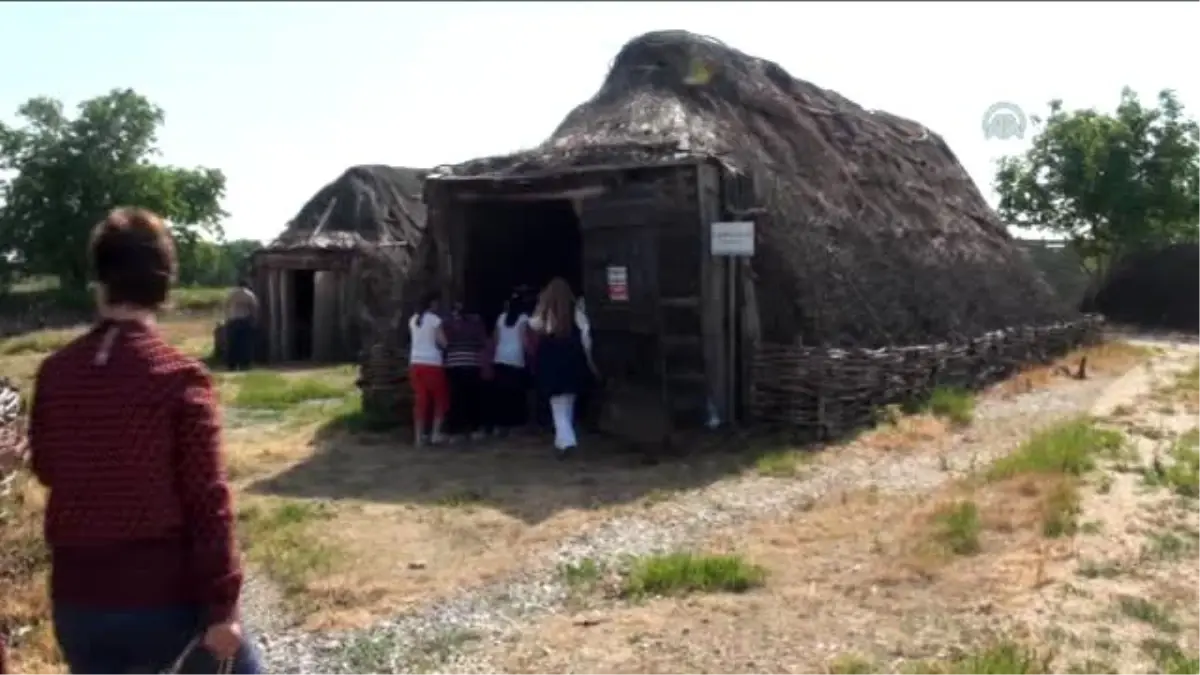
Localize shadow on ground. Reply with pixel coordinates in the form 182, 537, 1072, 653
248, 422, 798, 525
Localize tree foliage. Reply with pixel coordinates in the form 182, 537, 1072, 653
995, 88, 1199, 278
177, 238, 261, 288
0, 88, 228, 291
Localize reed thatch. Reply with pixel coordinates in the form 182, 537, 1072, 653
1083, 242, 1199, 332
269, 165, 426, 251
436, 31, 1076, 347
1016, 239, 1090, 308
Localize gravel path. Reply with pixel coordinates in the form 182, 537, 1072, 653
247, 372, 1122, 673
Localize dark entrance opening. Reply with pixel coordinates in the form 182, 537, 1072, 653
290, 269, 315, 360
463, 199, 583, 326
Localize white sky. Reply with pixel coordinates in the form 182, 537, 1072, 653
2, 1, 1196, 242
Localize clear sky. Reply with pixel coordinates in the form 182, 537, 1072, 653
2, 1, 1196, 243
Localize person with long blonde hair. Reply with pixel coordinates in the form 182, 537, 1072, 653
526, 278, 597, 456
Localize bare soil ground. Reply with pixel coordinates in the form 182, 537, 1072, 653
458, 342, 1199, 674
3, 322, 1192, 674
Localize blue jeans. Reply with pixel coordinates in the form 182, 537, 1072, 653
53, 604, 263, 674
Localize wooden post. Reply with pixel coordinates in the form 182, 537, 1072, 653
696, 164, 729, 426
312, 270, 336, 362
267, 268, 282, 363
280, 270, 294, 362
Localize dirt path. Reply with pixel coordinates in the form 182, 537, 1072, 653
1003, 343, 1199, 673
364, 341, 1197, 675
247, 342, 1174, 673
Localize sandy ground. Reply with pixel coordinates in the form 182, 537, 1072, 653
424, 340, 1199, 674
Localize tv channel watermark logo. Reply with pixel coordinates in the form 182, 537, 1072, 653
982, 102, 1027, 141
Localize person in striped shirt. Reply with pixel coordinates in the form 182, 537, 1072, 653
442, 301, 489, 442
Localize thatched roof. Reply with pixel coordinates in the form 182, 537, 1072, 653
269, 165, 426, 251
434, 31, 1076, 346
1083, 242, 1198, 332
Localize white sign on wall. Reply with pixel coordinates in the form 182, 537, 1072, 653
606, 265, 629, 302
711, 221, 755, 257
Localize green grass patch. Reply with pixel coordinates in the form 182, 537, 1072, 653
232, 371, 349, 411
170, 286, 227, 313
560, 558, 603, 589
1041, 479, 1082, 538
1116, 594, 1179, 633
622, 552, 766, 598
828, 654, 877, 674
1141, 638, 1200, 675
1143, 428, 1199, 498
752, 448, 813, 477
237, 500, 338, 595
987, 418, 1124, 480
908, 641, 1054, 674
925, 387, 976, 426
932, 500, 982, 555
0, 328, 80, 356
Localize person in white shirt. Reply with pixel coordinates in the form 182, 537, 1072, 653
408, 293, 448, 446
485, 291, 531, 436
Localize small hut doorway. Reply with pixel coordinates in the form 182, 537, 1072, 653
290, 269, 316, 360
463, 199, 582, 325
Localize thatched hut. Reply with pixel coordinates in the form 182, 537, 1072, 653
252, 165, 426, 364
1083, 242, 1199, 333
1016, 238, 1090, 308
404, 31, 1079, 430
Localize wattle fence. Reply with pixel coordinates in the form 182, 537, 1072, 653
750, 315, 1104, 437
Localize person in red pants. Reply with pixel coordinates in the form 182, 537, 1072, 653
408, 293, 449, 446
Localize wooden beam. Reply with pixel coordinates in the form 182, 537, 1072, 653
696, 163, 730, 425
312, 270, 336, 362
280, 270, 294, 361
267, 268, 282, 363
454, 185, 607, 203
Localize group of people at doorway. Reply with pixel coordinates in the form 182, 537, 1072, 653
407, 277, 599, 456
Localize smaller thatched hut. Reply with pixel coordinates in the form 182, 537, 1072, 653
1083, 242, 1199, 332
252, 165, 426, 363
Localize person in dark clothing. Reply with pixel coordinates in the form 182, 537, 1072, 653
223, 279, 258, 371
442, 301, 488, 441
28, 208, 261, 674
485, 291, 531, 436
528, 278, 598, 457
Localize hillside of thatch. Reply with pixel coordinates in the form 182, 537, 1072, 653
1016, 239, 1090, 307
439, 31, 1075, 347
269, 165, 426, 250
1083, 243, 1198, 332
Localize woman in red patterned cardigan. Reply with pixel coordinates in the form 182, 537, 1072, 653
28, 208, 261, 674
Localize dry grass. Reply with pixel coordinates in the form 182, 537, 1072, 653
476, 480, 1081, 673
0, 324, 1173, 671
858, 413, 950, 453
471, 406, 1163, 674
992, 341, 1153, 398
0, 473, 56, 674
0, 317, 361, 669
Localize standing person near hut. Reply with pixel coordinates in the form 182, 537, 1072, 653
408, 293, 450, 446
528, 278, 599, 457
485, 290, 531, 437
223, 279, 258, 371
442, 301, 488, 442
27, 208, 261, 674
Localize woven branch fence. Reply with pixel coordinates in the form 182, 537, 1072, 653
750, 315, 1105, 437
0, 377, 26, 503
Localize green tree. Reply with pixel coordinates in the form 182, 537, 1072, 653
995, 88, 1199, 280
0, 88, 227, 293
177, 238, 262, 287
